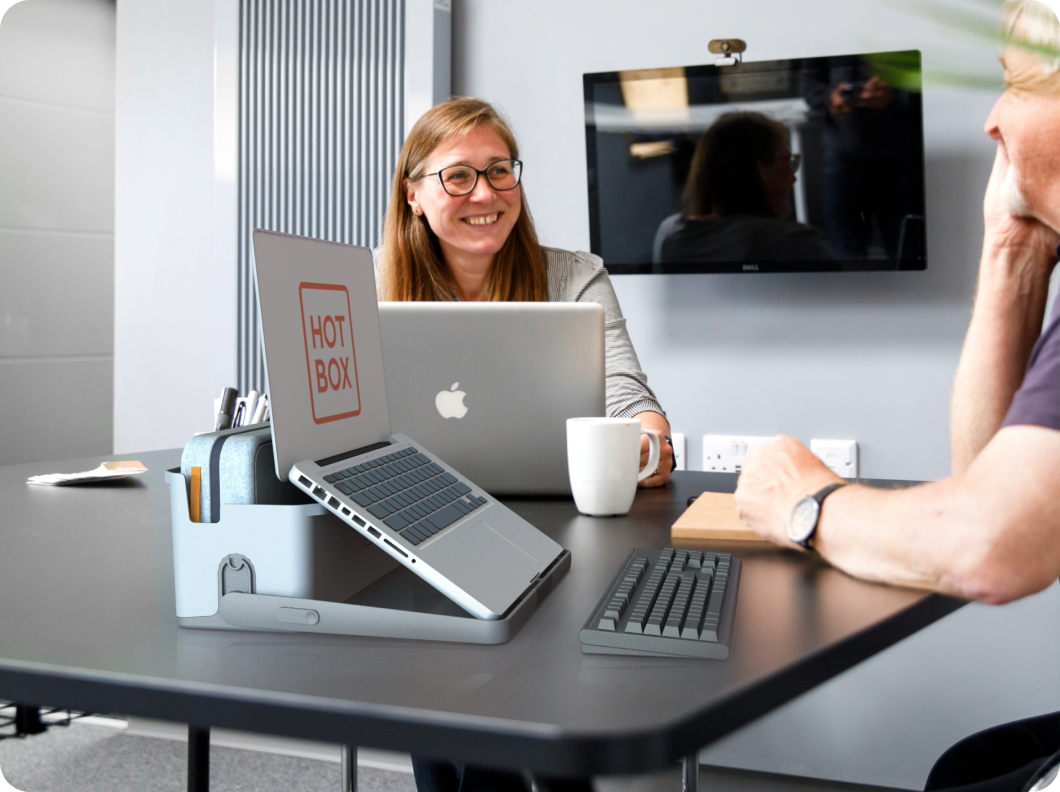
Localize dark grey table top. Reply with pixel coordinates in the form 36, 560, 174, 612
0, 450, 963, 775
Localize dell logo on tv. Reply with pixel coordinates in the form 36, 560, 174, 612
742, 264, 760, 272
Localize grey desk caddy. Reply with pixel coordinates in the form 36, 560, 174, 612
166, 469, 570, 644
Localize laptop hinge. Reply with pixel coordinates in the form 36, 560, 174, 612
315, 440, 393, 467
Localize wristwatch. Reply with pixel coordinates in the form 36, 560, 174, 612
787, 482, 847, 549
664, 435, 678, 473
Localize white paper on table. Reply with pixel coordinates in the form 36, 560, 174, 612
26, 460, 148, 486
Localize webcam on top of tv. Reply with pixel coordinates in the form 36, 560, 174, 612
709, 39, 746, 66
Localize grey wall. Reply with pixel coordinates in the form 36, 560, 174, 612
451, 1, 1060, 788
0, 0, 115, 466
451, 0, 1004, 481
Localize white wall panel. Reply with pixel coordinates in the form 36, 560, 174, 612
0, 231, 113, 358
0, 100, 114, 232
0, 0, 115, 111
113, 0, 239, 451
0, 358, 113, 465
0, 0, 115, 466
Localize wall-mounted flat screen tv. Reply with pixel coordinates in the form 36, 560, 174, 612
584, 50, 926, 274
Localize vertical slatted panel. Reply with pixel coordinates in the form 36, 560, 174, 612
238, 0, 405, 394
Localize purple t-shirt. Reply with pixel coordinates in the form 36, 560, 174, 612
1001, 296, 1060, 431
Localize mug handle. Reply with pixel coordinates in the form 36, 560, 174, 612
637, 431, 662, 483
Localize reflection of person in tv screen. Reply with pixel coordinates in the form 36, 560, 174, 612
803, 64, 922, 259
651, 111, 834, 266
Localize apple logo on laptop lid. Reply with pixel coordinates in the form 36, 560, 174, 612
435, 383, 468, 419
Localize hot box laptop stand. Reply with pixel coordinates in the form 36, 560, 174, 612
166, 470, 570, 644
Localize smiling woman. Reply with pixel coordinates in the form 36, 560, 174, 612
374, 97, 675, 489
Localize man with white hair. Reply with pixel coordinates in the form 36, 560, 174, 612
734, 1, 1060, 789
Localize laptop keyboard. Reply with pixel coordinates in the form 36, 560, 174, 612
321, 446, 486, 546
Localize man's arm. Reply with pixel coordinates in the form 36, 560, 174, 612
950, 145, 1057, 473
735, 429, 1060, 604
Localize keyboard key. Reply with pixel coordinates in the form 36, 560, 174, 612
323, 474, 337, 483
624, 609, 647, 633
337, 482, 353, 495
453, 482, 471, 497
384, 513, 409, 531
352, 492, 373, 507
406, 525, 429, 542
440, 472, 457, 485
454, 500, 471, 515
403, 530, 422, 546
664, 577, 695, 637
425, 503, 463, 531
598, 618, 616, 631
368, 504, 389, 519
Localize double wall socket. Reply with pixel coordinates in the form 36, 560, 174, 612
702, 435, 772, 473
702, 435, 859, 478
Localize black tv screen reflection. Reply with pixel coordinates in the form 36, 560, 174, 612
584, 50, 927, 274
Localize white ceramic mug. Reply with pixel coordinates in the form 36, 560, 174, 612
566, 417, 662, 516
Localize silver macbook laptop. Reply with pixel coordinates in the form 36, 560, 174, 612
252, 230, 565, 620
378, 302, 605, 496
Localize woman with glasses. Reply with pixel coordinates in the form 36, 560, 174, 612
376, 97, 674, 491
651, 111, 834, 267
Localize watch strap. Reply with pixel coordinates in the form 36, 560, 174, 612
812, 482, 847, 506
664, 435, 678, 473
802, 482, 847, 549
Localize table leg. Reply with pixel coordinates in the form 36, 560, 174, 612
682, 752, 698, 792
188, 725, 210, 792
13, 706, 45, 736
341, 745, 357, 792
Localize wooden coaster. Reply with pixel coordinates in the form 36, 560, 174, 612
671, 491, 770, 543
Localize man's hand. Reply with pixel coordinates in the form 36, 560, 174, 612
634, 411, 673, 488
982, 142, 1060, 268
859, 76, 892, 111
734, 435, 842, 548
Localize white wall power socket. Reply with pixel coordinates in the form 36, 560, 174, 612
810, 439, 858, 478
701, 435, 773, 473
670, 433, 686, 471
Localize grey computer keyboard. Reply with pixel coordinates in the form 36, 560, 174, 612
320, 446, 486, 546
580, 547, 741, 659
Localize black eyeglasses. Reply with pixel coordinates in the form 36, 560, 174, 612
763, 154, 801, 173
413, 159, 523, 196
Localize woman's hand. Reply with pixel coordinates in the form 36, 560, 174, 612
635, 412, 672, 488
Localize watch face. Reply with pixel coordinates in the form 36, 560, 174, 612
788, 496, 820, 543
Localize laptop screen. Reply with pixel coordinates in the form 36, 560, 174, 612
253, 231, 391, 480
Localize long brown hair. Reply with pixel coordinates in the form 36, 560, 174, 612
683, 111, 789, 218
379, 98, 548, 302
